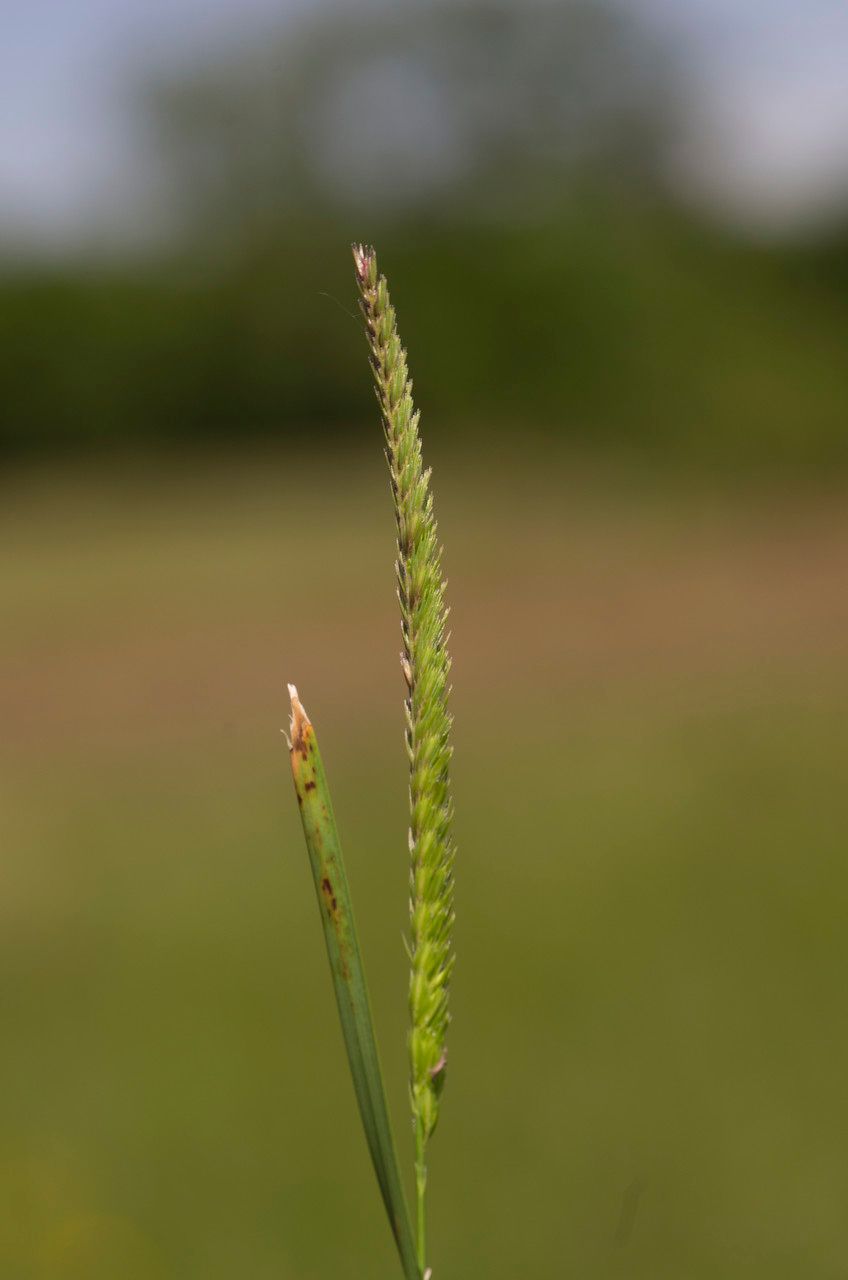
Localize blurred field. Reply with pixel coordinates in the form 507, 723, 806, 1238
3, 450, 848, 1279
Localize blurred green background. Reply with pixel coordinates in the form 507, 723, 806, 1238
4, 2, 848, 1277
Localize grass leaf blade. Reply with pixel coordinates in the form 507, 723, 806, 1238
287, 684, 420, 1280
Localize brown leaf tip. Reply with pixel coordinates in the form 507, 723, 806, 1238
287, 683, 311, 753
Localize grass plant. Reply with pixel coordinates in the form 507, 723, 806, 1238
287, 246, 455, 1279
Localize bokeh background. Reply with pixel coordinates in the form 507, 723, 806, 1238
4, 2, 848, 1276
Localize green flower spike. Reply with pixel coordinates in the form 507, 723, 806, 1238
287, 246, 455, 1280
353, 244, 456, 1276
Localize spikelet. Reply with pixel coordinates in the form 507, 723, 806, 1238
353, 245, 456, 1183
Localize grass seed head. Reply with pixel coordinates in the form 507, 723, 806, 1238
353, 244, 456, 1148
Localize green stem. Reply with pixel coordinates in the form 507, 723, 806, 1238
287, 685, 421, 1280
415, 1120, 427, 1276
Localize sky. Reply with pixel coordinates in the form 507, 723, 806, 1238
636, 0, 848, 229
2, 0, 848, 248
1, 0, 299, 248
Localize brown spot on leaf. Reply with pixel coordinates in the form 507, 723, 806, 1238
320, 875, 339, 913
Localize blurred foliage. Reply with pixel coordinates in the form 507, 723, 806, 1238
145, 1, 671, 229
4, 459, 848, 1277
4, 208, 848, 469
2, 0, 848, 469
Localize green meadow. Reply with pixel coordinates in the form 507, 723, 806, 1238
3, 452, 848, 1279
